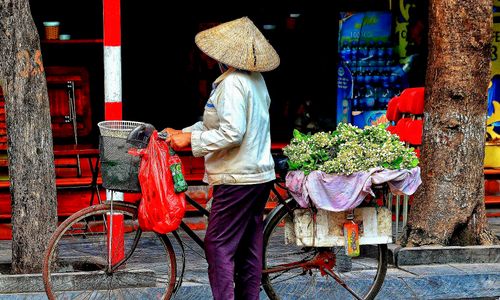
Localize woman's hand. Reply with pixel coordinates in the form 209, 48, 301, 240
162, 127, 183, 136
167, 132, 192, 151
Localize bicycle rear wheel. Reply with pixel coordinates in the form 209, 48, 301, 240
262, 200, 387, 300
43, 202, 177, 300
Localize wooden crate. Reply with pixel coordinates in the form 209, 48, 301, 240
285, 207, 393, 247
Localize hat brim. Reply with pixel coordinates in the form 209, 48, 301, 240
195, 17, 280, 72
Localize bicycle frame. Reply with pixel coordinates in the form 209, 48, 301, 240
178, 195, 209, 249
176, 181, 292, 250
105, 178, 296, 295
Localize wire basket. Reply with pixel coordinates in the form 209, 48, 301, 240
98, 120, 152, 192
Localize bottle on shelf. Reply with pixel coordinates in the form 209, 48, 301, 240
382, 67, 390, 85
393, 83, 402, 97
352, 86, 362, 112
364, 85, 376, 110
359, 41, 368, 60
376, 41, 385, 59
353, 86, 366, 111
350, 41, 359, 62
352, 94, 360, 112
372, 69, 381, 85
385, 45, 394, 61
377, 82, 393, 109
389, 67, 398, 84
368, 41, 376, 60
364, 69, 373, 85
358, 58, 368, 67
355, 70, 364, 86
340, 41, 351, 63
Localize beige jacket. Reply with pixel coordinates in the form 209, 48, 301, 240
183, 69, 275, 185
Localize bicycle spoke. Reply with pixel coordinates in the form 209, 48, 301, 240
268, 271, 303, 285
71, 290, 89, 300
112, 269, 173, 284
44, 204, 176, 300
82, 289, 95, 300
51, 270, 114, 294
262, 200, 387, 300
302, 272, 318, 298
323, 268, 363, 300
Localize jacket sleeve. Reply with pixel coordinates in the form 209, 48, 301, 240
182, 121, 204, 133
190, 77, 247, 157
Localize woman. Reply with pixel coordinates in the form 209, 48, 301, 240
165, 17, 280, 300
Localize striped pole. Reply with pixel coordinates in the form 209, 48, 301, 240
104, 0, 122, 120
103, 0, 124, 266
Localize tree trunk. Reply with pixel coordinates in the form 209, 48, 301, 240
0, 0, 57, 273
403, 0, 497, 246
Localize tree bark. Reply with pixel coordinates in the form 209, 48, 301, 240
403, 0, 497, 246
0, 0, 57, 273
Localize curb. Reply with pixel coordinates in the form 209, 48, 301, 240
389, 244, 500, 266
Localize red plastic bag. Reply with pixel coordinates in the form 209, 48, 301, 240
132, 131, 186, 234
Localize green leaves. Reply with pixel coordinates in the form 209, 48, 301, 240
292, 129, 311, 141
283, 124, 420, 175
287, 160, 300, 171
410, 157, 419, 168
389, 156, 403, 169
293, 129, 304, 140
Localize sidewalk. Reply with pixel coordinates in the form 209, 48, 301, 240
0, 228, 499, 300
0, 263, 498, 300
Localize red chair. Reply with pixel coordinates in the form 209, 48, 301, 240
407, 119, 423, 145
395, 118, 412, 143
386, 96, 402, 122
397, 87, 425, 115
394, 118, 423, 146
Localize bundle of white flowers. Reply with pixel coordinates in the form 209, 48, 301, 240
283, 123, 419, 175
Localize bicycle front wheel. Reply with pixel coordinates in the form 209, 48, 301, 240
43, 202, 177, 300
262, 200, 387, 300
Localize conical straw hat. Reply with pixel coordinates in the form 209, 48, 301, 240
195, 17, 280, 72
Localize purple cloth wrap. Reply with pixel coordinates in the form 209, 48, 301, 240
286, 167, 421, 212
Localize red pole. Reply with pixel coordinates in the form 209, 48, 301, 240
103, 0, 124, 266
103, 0, 122, 120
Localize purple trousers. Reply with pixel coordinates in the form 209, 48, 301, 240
204, 182, 272, 300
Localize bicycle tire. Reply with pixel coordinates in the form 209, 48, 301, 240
262, 199, 387, 300
43, 202, 177, 300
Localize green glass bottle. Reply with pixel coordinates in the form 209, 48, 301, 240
168, 147, 188, 193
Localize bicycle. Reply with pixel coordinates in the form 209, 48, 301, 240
42, 122, 388, 300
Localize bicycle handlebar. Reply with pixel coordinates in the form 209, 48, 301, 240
272, 154, 289, 182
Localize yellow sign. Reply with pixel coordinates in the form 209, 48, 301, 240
490, 18, 500, 141
492, 22, 500, 76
